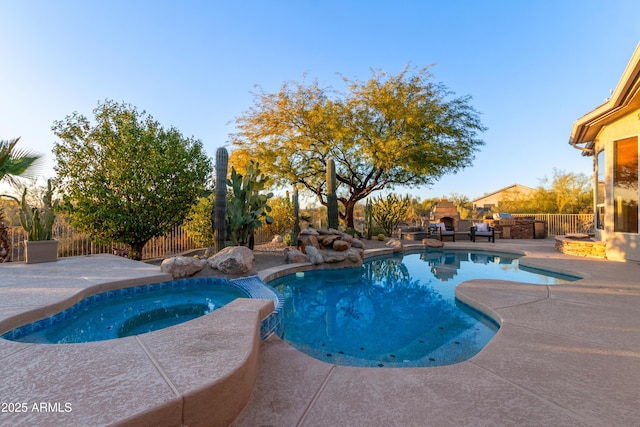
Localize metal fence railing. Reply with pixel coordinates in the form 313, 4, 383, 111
7, 224, 273, 262
511, 214, 594, 236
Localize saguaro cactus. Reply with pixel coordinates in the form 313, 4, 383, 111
213, 147, 228, 253
365, 198, 374, 240
293, 185, 300, 237
326, 158, 339, 230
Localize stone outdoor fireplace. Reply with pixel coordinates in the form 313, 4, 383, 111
430, 199, 461, 231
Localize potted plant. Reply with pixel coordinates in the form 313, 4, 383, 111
18, 179, 58, 263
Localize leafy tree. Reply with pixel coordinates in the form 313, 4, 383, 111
499, 170, 593, 214
404, 197, 435, 227
370, 193, 410, 236
52, 100, 211, 260
0, 137, 42, 262
183, 194, 216, 248
448, 193, 472, 219
264, 195, 295, 236
231, 65, 486, 228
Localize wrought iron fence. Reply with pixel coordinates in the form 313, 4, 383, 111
7, 224, 273, 262
511, 214, 594, 235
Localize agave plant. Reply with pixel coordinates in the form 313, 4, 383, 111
0, 138, 42, 262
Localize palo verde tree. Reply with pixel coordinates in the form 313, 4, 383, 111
231, 65, 486, 228
52, 100, 211, 260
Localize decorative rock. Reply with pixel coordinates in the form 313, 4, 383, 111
385, 239, 404, 252
208, 246, 254, 274
333, 239, 350, 251
271, 234, 283, 243
299, 234, 321, 251
340, 234, 353, 243
349, 238, 365, 249
422, 238, 445, 248
321, 235, 340, 246
346, 247, 363, 263
161, 256, 207, 279
323, 250, 347, 263
300, 228, 319, 236
284, 248, 310, 264
304, 246, 324, 265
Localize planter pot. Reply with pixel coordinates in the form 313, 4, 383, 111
24, 240, 59, 264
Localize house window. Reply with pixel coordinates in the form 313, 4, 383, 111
613, 136, 638, 233
596, 150, 605, 230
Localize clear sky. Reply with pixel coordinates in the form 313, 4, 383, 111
2, 0, 640, 201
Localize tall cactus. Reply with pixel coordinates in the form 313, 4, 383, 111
365, 198, 374, 240
326, 158, 339, 230
293, 185, 300, 237
213, 147, 228, 253
18, 179, 57, 241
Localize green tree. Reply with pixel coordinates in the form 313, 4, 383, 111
183, 194, 215, 248
264, 195, 294, 236
52, 100, 211, 260
370, 193, 410, 236
542, 169, 593, 214
0, 137, 42, 262
448, 193, 472, 219
231, 65, 486, 228
499, 170, 593, 214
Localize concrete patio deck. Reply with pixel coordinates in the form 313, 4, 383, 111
232, 239, 640, 427
1, 239, 639, 426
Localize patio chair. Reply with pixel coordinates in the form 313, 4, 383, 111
470, 223, 495, 242
429, 222, 455, 242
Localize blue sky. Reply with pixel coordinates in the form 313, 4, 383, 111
2, 1, 640, 201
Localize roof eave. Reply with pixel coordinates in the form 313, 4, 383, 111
569, 42, 640, 156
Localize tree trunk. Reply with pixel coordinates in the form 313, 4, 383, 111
129, 242, 146, 261
344, 200, 357, 229
0, 209, 11, 262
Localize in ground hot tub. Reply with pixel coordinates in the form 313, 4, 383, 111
1, 276, 283, 344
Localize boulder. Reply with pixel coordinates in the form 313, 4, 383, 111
208, 246, 254, 274
345, 247, 364, 264
349, 238, 365, 249
271, 234, 283, 243
385, 238, 404, 252
422, 238, 445, 248
323, 250, 347, 263
332, 239, 350, 251
300, 228, 320, 236
161, 256, 207, 279
299, 234, 321, 252
284, 248, 310, 264
304, 246, 324, 265
321, 235, 340, 247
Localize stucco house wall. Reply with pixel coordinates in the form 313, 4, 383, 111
570, 42, 640, 262
471, 184, 535, 211
592, 110, 640, 261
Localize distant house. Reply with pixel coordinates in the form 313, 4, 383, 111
471, 184, 535, 212
569, 43, 640, 261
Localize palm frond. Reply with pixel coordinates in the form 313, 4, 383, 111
0, 137, 44, 186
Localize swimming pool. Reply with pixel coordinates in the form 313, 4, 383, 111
270, 249, 579, 368
1, 276, 283, 344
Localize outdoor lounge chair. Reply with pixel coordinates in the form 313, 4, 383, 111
429, 222, 455, 241
470, 223, 495, 242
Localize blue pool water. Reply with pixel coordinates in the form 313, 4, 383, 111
2, 278, 250, 344
270, 250, 579, 368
